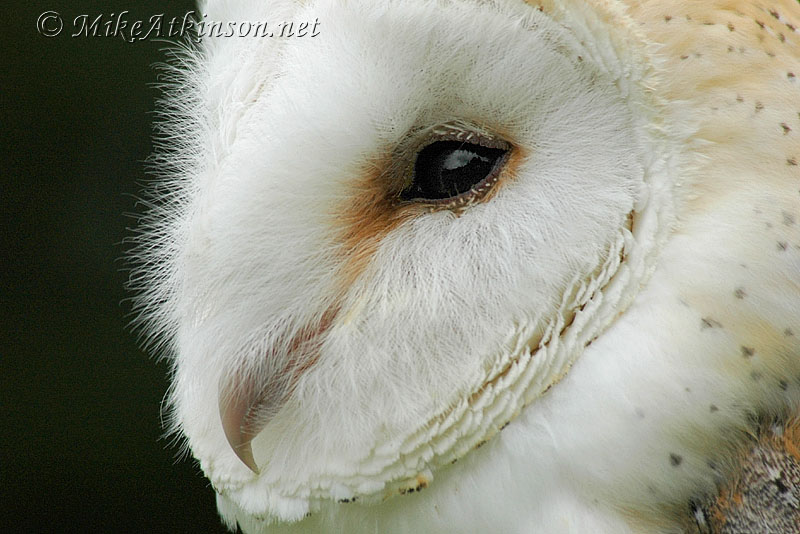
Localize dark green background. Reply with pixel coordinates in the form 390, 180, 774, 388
4, 2, 229, 532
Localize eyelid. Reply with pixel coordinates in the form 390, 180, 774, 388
426, 123, 511, 151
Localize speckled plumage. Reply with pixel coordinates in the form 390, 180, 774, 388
132, 0, 800, 532
683, 419, 800, 533
621, 2, 800, 530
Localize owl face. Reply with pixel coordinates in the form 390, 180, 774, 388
135, 0, 684, 526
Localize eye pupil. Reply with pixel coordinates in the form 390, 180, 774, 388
401, 141, 508, 202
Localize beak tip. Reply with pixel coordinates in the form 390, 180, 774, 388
233, 442, 260, 474
220, 390, 262, 474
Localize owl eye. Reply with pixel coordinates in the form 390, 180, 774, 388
400, 140, 510, 205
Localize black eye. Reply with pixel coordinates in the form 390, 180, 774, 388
400, 141, 509, 203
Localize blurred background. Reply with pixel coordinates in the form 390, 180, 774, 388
3, 2, 229, 532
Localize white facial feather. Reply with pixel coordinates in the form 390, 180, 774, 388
131, 0, 800, 532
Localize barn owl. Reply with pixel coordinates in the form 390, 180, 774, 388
131, 0, 800, 532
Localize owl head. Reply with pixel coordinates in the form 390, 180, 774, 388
131, 0, 696, 528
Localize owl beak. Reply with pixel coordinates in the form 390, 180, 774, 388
218, 356, 316, 474
220, 386, 262, 473
218, 309, 338, 473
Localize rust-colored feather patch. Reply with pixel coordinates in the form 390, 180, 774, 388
333, 153, 423, 290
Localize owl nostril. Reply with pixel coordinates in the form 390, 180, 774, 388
400, 140, 510, 205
